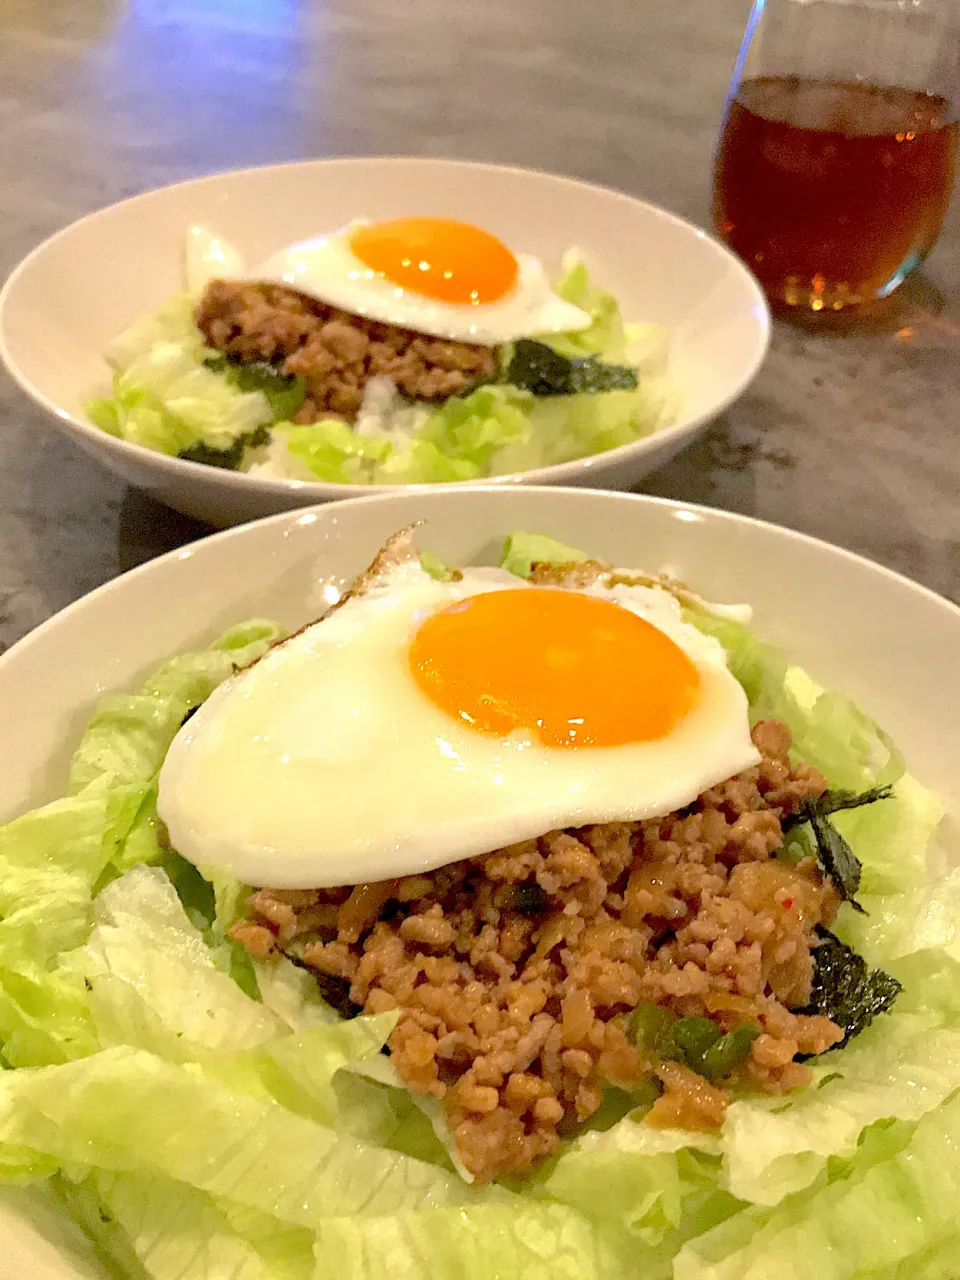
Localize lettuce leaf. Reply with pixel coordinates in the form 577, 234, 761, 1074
70, 858, 397, 1133
499, 530, 586, 578
537, 1118, 724, 1246
689, 615, 946, 903
99, 1173, 306, 1279
71, 621, 283, 893
0, 1046, 483, 1224
87, 295, 273, 458
416, 384, 533, 475
719, 1011, 960, 1205
63, 1169, 308, 1280
0, 782, 142, 1068
274, 368, 673, 485
860, 1236, 960, 1280
842, 870, 960, 970
312, 1201, 633, 1280
103, 295, 206, 372
546, 254, 660, 365
0, 862, 460, 1276
280, 419, 394, 484
0, 622, 283, 1072
275, 387, 528, 485
70, 867, 286, 1061
674, 1091, 960, 1279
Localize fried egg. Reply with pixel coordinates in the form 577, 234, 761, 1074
184, 224, 245, 293
246, 217, 592, 345
158, 540, 760, 889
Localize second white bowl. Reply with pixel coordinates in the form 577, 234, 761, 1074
0, 158, 769, 526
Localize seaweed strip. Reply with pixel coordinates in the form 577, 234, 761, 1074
810, 814, 865, 912
798, 927, 902, 1051
504, 338, 638, 396
783, 786, 893, 911
179, 423, 270, 471
782, 786, 893, 832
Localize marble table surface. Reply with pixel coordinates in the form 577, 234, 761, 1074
1, 0, 958, 652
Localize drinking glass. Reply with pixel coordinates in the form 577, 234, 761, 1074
713, 0, 959, 313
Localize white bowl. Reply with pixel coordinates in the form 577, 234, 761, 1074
2, 485, 957, 1277
0, 158, 769, 527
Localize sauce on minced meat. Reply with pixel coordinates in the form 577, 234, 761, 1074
231, 720, 844, 1182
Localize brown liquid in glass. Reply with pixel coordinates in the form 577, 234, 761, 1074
713, 77, 958, 310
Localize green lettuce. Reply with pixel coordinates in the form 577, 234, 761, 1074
0, 1048, 480, 1225
536, 1120, 724, 1246
861, 1237, 960, 1280
70, 866, 290, 1061
87, 295, 274, 459
0, 782, 144, 1068
275, 354, 672, 486
719, 1011, 960, 1205
545, 254, 668, 368
684, 610, 945, 903
280, 418, 394, 484
415, 384, 533, 477
842, 870, 960, 969
684, 611, 905, 794
61, 1169, 309, 1280
0, 621, 283, 1073
0, 871, 490, 1271
313, 1201, 632, 1280
68, 620, 282, 798
500, 530, 589, 578
673, 1092, 960, 1279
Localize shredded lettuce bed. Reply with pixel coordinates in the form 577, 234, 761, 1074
85, 261, 675, 483
0, 534, 956, 1279
87, 296, 275, 459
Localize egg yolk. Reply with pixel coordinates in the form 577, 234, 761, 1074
409, 589, 700, 748
349, 217, 519, 306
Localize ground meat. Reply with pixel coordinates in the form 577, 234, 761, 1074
232, 721, 843, 1183
196, 280, 498, 421
647, 1061, 729, 1131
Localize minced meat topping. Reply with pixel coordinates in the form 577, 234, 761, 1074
231, 719, 844, 1183
196, 280, 498, 422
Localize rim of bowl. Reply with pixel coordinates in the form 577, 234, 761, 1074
2, 485, 957, 678
0, 156, 771, 499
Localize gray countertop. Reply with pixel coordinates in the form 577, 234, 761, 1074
1, 0, 958, 651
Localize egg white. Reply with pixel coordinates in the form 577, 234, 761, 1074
246, 226, 592, 346
157, 561, 760, 889
184, 224, 246, 294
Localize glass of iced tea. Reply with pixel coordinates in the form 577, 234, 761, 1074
713, 0, 959, 313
